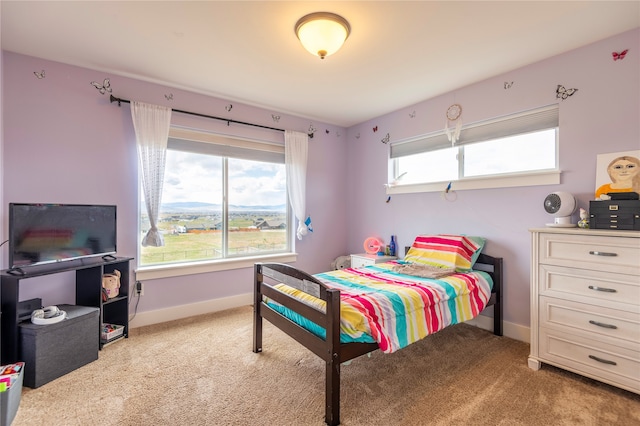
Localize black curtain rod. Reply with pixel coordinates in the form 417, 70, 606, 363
110, 95, 291, 134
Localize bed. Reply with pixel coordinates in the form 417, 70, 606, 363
252, 235, 503, 426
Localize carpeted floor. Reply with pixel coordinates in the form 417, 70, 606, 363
12, 306, 640, 425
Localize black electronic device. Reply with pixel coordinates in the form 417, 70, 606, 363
607, 192, 640, 200
17, 298, 43, 322
8, 203, 117, 270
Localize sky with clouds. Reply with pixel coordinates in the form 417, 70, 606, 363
162, 151, 286, 206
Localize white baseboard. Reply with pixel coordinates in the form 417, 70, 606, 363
130, 294, 531, 344
465, 314, 530, 343
129, 292, 253, 328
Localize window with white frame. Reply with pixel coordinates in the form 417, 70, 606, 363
139, 128, 290, 267
389, 105, 560, 193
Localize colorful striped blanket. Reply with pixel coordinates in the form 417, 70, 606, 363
268, 261, 493, 353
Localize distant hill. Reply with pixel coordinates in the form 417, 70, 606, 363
161, 202, 286, 213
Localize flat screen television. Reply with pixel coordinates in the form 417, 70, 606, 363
9, 203, 117, 270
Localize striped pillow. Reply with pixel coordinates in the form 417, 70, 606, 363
404, 234, 485, 271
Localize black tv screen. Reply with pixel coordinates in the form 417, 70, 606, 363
9, 203, 117, 269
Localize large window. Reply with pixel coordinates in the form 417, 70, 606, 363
389, 105, 560, 192
139, 128, 290, 267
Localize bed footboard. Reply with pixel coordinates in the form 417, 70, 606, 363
253, 262, 358, 426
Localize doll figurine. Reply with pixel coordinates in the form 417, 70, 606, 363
578, 208, 589, 229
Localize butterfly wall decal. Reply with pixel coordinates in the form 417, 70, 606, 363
612, 49, 628, 61
504, 81, 514, 89
355, 133, 360, 139
271, 114, 280, 122
225, 104, 233, 112
409, 111, 416, 118
381, 133, 390, 144
556, 84, 578, 100
90, 78, 112, 95
34, 70, 45, 79
373, 126, 378, 132
164, 93, 173, 100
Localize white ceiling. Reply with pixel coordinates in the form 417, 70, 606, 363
2, 1, 639, 127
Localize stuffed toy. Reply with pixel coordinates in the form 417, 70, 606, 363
102, 269, 121, 299
330, 255, 351, 270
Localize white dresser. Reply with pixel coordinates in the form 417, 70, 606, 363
350, 253, 397, 268
529, 228, 640, 394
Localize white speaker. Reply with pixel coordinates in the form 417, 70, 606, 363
543, 191, 577, 227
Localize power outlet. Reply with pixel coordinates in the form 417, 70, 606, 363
136, 281, 144, 296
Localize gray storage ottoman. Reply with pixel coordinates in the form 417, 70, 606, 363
18, 304, 99, 388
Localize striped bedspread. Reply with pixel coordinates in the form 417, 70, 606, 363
269, 261, 493, 353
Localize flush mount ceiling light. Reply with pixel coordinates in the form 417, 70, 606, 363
295, 12, 351, 59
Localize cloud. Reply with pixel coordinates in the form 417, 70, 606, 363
163, 150, 285, 206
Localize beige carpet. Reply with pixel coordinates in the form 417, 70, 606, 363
12, 306, 640, 426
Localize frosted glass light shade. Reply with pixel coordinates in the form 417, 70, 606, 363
295, 12, 351, 59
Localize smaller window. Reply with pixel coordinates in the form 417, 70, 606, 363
396, 147, 457, 185
390, 105, 559, 192
463, 129, 557, 177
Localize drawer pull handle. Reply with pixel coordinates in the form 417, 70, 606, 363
588, 320, 618, 329
588, 355, 617, 366
588, 251, 618, 257
588, 285, 617, 293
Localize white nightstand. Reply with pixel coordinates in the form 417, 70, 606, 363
350, 253, 397, 268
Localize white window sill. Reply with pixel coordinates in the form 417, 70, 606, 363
135, 252, 298, 281
386, 170, 561, 195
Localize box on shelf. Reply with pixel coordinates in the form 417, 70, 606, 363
101, 323, 124, 341
1, 362, 25, 426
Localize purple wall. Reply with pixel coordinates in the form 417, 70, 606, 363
1, 52, 348, 310
346, 28, 639, 327
2, 28, 638, 330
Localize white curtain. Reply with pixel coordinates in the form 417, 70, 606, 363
285, 130, 311, 240
131, 101, 172, 247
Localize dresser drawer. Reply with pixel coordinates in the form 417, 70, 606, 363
539, 232, 640, 275
540, 296, 640, 348
539, 328, 640, 393
539, 264, 640, 307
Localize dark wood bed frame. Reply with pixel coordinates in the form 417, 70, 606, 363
253, 252, 503, 426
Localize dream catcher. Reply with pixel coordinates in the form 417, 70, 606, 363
444, 103, 462, 146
